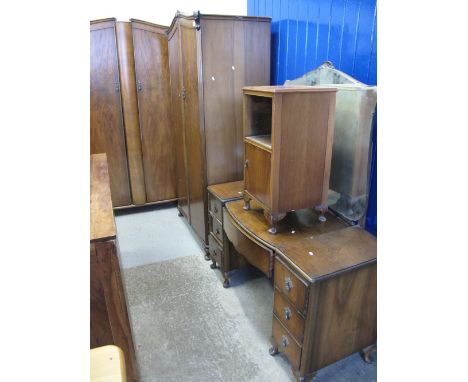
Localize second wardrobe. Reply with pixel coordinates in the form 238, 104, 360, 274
90, 18, 176, 207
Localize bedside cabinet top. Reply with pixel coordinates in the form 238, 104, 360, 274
242, 85, 338, 97
207, 180, 244, 203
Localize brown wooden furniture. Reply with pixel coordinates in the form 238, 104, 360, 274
91, 18, 176, 208
167, 12, 271, 251
223, 198, 376, 382
90, 154, 138, 382
207, 181, 244, 287
242, 86, 337, 234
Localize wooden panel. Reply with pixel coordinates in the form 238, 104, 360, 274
244, 142, 271, 208
115, 21, 146, 205
273, 289, 305, 344
272, 315, 301, 370
276, 92, 336, 212
90, 241, 138, 382
90, 154, 116, 242
168, 25, 189, 218
90, 21, 131, 206
304, 263, 377, 373
241, 20, 271, 87
202, 19, 239, 185
274, 258, 308, 313
223, 209, 273, 278
180, 23, 206, 242
133, 21, 176, 203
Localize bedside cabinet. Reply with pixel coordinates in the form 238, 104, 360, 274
242, 86, 337, 234
207, 181, 244, 287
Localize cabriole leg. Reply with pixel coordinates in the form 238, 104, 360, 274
361, 344, 377, 363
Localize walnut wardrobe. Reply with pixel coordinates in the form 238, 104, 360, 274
167, 12, 271, 251
90, 18, 176, 207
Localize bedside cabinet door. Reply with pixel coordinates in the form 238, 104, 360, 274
244, 142, 271, 208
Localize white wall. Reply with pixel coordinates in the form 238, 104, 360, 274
90, 0, 247, 26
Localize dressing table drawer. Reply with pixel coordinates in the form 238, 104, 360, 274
274, 258, 308, 314
272, 316, 301, 371
210, 214, 223, 244
223, 209, 274, 278
273, 289, 305, 344
208, 233, 223, 266
209, 193, 223, 222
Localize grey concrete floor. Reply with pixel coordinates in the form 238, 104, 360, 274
115, 203, 204, 269
116, 205, 377, 381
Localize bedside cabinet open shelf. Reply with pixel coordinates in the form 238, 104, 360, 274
242, 86, 337, 234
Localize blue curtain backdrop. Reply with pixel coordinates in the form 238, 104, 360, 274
247, 0, 377, 235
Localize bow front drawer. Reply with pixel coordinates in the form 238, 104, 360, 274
274, 258, 308, 314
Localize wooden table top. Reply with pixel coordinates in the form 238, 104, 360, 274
91, 154, 116, 243
207, 180, 244, 202
225, 199, 376, 282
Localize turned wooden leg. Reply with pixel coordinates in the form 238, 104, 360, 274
204, 247, 211, 261
243, 195, 251, 210
210, 260, 217, 269
361, 344, 377, 363
178, 210, 183, 217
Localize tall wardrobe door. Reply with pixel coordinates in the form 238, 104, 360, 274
115, 21, 147, 205
90, 20, 131, 207
132, 21, 176, 203
168, 26, 189, 218
180, 23, 206, 243
201, 20, 240, 185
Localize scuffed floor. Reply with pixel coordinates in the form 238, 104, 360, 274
122, 255, 377, 382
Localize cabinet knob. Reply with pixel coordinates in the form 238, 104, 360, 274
137, 80, 142, 92
216, 228, 220, 235
284, 307, 292, 320
281, 335, 289, 348
284, 277, 293, 292
214, 206, 218, 213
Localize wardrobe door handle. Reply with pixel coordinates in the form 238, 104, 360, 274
137, 80, 142, 92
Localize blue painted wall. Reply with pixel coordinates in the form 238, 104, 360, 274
248, 0, 377, 235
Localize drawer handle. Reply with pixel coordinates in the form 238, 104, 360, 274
216, 228, 221, 235
281, 335, 289, 348
214, 206, 218, 213
284, 307, 292, 320
244, 159, 249, 168
284, 277, 293, 292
